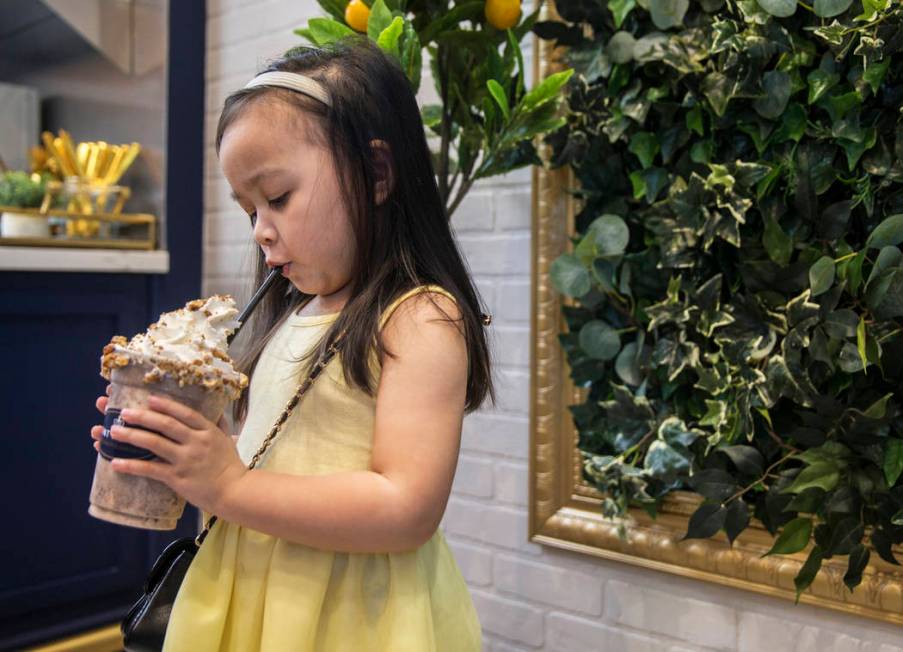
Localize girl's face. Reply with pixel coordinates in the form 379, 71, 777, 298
219, 99, 356, 302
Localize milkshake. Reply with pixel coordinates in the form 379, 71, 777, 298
89, 295, 248, 530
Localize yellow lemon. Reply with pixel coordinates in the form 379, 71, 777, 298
485, 0, 521, 30
345, 0, 370, 33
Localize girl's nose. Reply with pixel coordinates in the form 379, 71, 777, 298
252, 215, 277, 247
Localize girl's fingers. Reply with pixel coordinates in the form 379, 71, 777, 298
110, 425, 179, 463
110, 457, 170, 484
119, 407, 192, 444
96, 395, 108, 415
91, 425, 104, 441
147, 395, 209, 430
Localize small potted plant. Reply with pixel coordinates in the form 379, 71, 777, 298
0, 171, 50, 238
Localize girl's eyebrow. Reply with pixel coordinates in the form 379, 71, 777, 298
229, 168, 287, 202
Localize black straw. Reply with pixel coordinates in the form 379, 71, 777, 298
227, 266, 282, 345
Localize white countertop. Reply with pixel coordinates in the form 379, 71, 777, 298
0, 246, 170, 273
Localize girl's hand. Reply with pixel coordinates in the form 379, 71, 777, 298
102, 394, 247, 514
89, 385, 111, 447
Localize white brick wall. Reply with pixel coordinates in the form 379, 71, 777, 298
203, 2, 903, 650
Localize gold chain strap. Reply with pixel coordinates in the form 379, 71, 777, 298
194, 332, 345, 546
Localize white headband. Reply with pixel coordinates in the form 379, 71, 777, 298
244, 71, 331, 107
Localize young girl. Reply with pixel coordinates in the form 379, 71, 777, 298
90, 37, 493, 650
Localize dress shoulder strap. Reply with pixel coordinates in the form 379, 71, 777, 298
378, 284, 457, 330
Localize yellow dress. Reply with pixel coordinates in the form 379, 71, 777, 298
162, 285, 481, 651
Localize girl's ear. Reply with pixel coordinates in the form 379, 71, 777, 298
370, 139, 395, 206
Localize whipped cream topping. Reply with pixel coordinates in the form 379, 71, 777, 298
101, 294, 248, 398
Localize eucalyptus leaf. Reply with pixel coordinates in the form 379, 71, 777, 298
607, 31, 637, 64
755, 0, 797, 16
550, 254, 591, 298
813, 0, 853, 17
593, 214, 631, 255
615, 341, 644, 385
649, 0, 689, 29
579, 320, 622, 360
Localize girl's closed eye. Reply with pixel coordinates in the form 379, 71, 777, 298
268, 191, 291, 210
247, 191, 291, 226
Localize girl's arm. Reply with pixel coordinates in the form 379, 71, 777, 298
105, 293, 467, 553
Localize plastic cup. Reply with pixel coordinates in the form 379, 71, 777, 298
88, 362, 228, 530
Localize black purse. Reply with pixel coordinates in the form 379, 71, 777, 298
121, 335, 344, 651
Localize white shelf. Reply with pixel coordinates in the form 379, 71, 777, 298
0, 246, 169, 273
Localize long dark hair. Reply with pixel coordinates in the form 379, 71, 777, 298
217, 38, 494, 422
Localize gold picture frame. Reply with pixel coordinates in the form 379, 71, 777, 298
527, 15, 903, 626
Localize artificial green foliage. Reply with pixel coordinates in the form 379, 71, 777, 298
537, 0, 903, 594
295, 0, 573, 216
0, 171, 48, 209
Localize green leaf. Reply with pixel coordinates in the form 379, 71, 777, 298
592, 214, 630, 255
607, 31, 636, 64
863, 58, 891, 95
884, 439, 903, 487
809, 256, 835, 297
794, 545, 824, 601
615, 341, 644, 386
856, 316, 869, 372
315, 0, 347, 22
756, 0, 797, 16
807, 69, 840, 105
683, 502, 727, 540
763, 215, 793, 266
550, 254, 591, 298
376, 16, 404, 60
686, 105, 704, 136
293, 27, 316, 44
645, 440, 690, 477
486, 79, 510, 121
867, 247, 903, 287
629, 132, 660, 169
865, 214, 903, 248
701, 72, 734, 117
689, 468, 737, 502
863, 392, 893, 419
649, 0, 690, 29
609, 0, 637, 28
765, 517, 812, 556
367, 0, 394, 41
754, 71, 792, 120
843, 544, 870, 591
724, 499, 750, 545
772, 103, 807, 143
308, 18, 355, 46
814, 0, 854, 17
521, 69, 574, 112
782, 462, 841, 494
419, 2, 484, 43
579, 321, 621, 360
719, 445, 765, 476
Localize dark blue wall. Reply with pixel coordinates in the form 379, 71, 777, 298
0, 2, 207, 648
